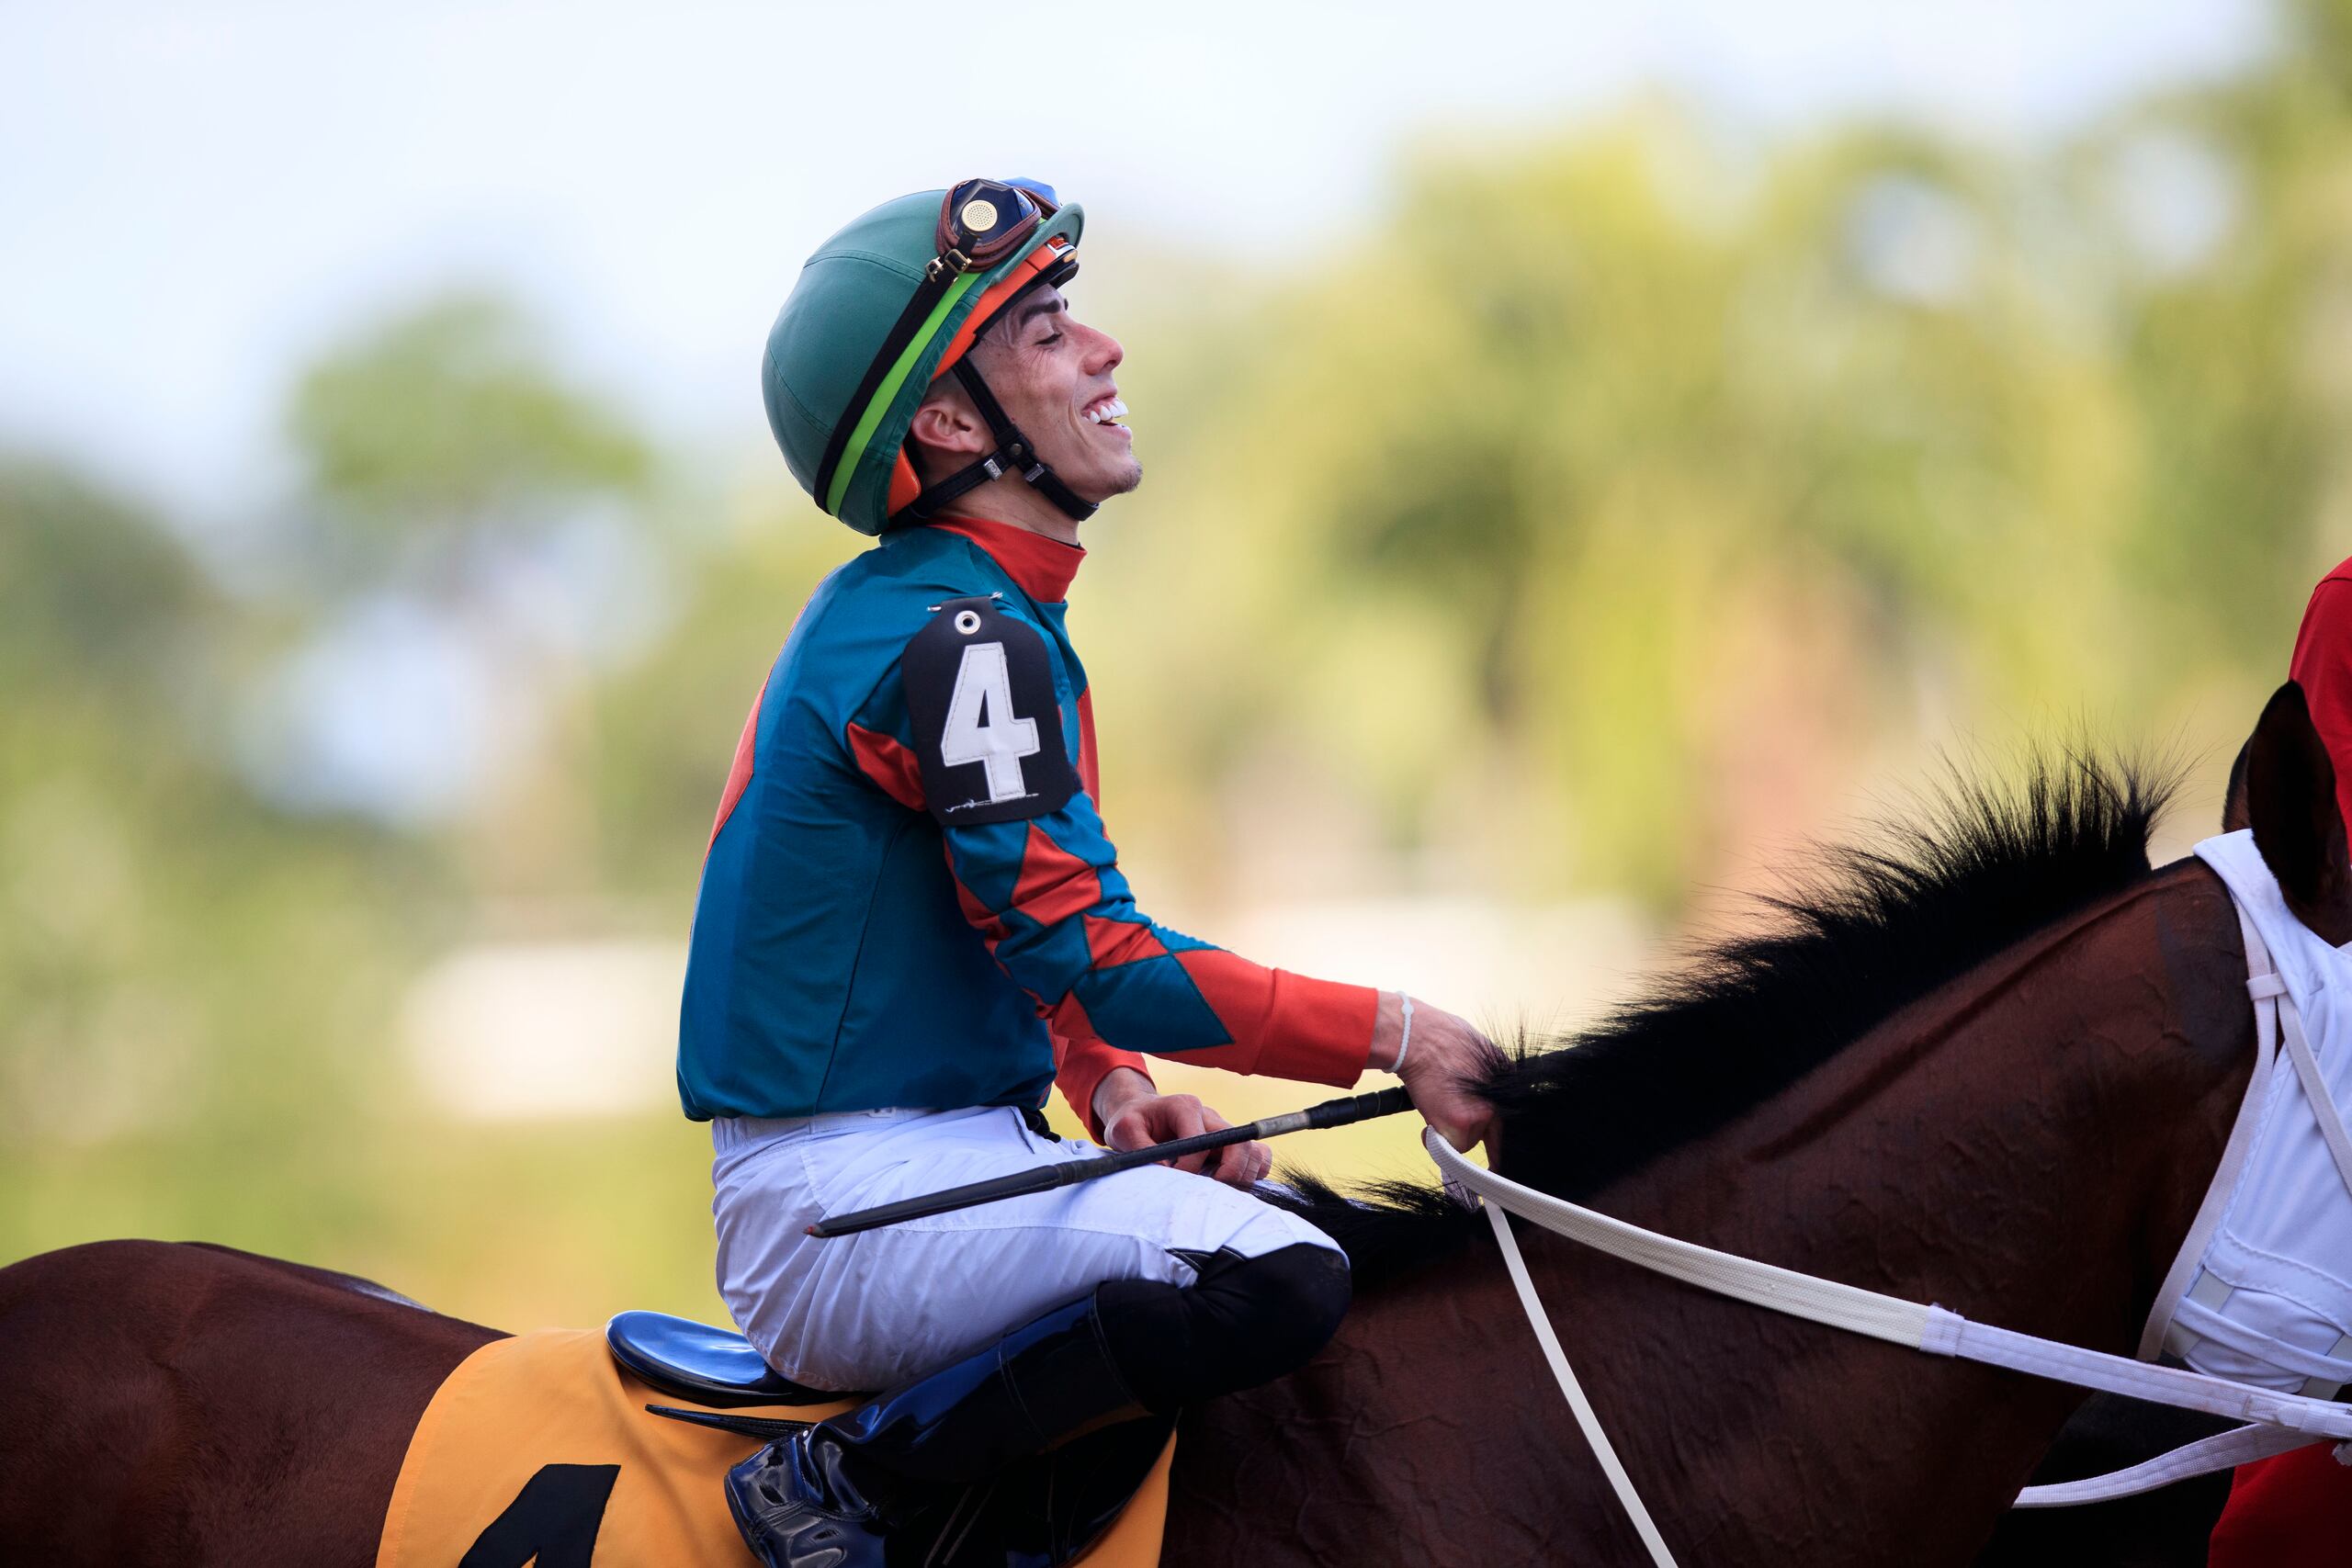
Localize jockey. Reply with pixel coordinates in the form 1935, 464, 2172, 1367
682, 178, 1504, 1567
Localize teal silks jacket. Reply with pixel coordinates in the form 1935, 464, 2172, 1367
678, 516, 1376, 1135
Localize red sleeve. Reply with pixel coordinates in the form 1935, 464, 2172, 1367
1154, 953, 1377, 1083
1045, 969, 1371, 1140
2290, 563, 2352, 835
1053, 1031, 1150, 1143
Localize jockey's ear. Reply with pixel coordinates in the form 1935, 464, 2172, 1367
905, 381, 990, 473
2245, 680, 2352, 943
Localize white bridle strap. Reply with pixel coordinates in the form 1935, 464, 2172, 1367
1926, 1311, 2352, 1434
1424, 1128, 2352, 1536
2010, 1422, 2318, 1508
1481, 1199, 1679, 1565
1442, 1132, 1930, 1347
2276, 980, 2352, 1201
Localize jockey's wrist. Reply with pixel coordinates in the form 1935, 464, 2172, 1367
1091, 1066, 1156, 1131
1370, 990, 1409, 1073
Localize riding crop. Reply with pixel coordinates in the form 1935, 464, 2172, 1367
806, 1085, 1416, 1237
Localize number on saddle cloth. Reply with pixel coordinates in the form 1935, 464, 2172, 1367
902, 595, 1079, 826
458, 1464, 618, 1568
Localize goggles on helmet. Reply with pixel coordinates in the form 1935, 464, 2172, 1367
927, 178, 1059, 282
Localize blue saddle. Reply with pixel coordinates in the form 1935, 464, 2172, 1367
604, 1311, 851, 1407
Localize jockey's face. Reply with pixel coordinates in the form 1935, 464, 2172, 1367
906, 288, 1140, 531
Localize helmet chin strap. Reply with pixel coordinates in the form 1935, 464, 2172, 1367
902, 359, 1099, 525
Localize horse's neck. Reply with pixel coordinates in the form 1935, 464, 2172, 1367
1171, 863, 2255, 1566
1513, 859, 2257, 1565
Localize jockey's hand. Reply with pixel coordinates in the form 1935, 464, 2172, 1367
1376, 993, 1507, 1157
1092, 1068, 1272, 1190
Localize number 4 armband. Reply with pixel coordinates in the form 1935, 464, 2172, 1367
899, 595, 1080, 826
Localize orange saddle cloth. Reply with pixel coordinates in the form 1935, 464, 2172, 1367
374, 1328, 1171, 1568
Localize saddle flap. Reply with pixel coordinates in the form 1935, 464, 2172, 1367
604, 1311, 851, 1407
382, 1327, 1174, 1568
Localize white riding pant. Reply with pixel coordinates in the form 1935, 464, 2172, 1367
711, 1104, 1340, 1392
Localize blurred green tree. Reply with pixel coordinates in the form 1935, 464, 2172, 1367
0, 458, 435, 1260
288, 292, 651, 581
270, 293, 668, 897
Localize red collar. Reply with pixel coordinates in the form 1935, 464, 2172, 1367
925, 515, 1084, 603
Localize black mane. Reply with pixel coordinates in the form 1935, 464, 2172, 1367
1271, 753, 2177, 1287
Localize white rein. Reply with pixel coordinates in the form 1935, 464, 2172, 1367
1423, 899, 2352, 1566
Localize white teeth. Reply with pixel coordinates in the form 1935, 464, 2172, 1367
1084, 397, 1128, 425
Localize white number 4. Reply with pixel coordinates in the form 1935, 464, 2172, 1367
940, 641, 1041, 803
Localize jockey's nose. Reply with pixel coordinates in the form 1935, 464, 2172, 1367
1081, 323, 1123, 377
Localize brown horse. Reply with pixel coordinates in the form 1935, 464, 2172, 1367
4, 684, 2343, 1565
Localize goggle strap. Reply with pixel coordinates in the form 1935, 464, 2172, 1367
811, 268, 960, 513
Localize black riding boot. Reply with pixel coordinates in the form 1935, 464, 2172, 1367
725, 1289, 1145, 1568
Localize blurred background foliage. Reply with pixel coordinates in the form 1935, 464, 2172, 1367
8, 2, 2352, 1327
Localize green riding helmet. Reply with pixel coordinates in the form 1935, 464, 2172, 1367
763, 178, 1089, 536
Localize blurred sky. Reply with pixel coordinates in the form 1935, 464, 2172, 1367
2, 0, 2267, 523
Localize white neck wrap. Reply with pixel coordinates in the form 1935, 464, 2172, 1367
2144, 830, 2352, 1397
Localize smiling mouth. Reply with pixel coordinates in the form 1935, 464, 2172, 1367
1081, 395, 1128, 428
